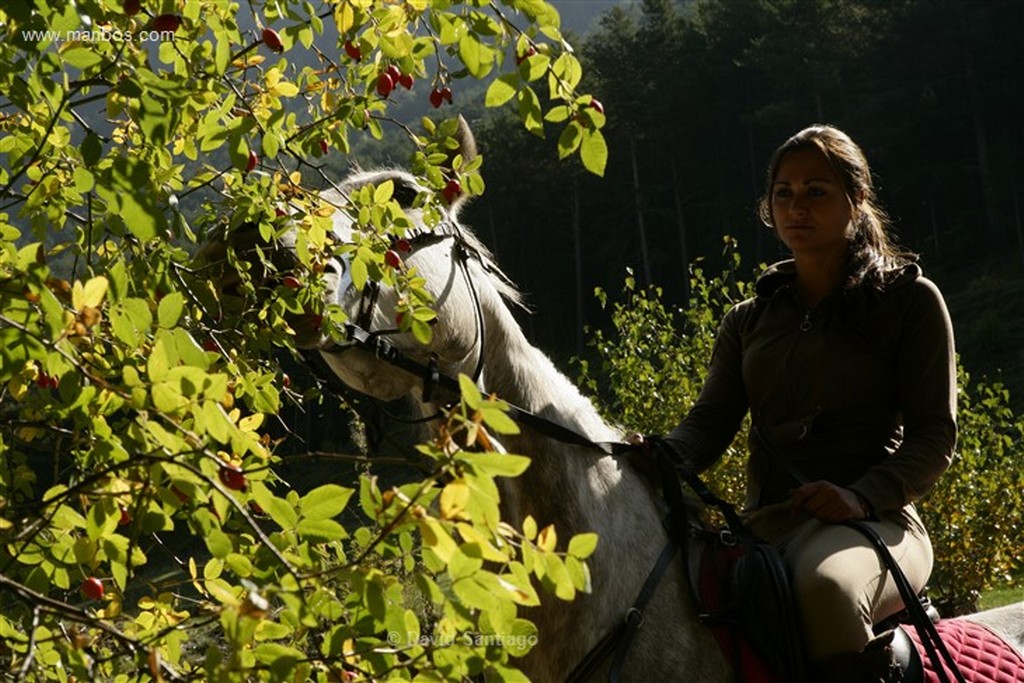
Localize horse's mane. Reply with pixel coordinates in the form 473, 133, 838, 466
324, 168, 526, 309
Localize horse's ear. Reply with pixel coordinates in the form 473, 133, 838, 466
444, 115, 477, 175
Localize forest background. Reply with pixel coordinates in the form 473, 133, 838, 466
353, 0, 1024, 397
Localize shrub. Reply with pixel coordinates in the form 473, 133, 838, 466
0, 1, 607, 679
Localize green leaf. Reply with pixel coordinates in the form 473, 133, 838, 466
516, 86, 544, 138
62, 47, 102, 70
205, 529, 232, 559
485, 74, 518, 107
252, 483, 299, 530
296, 517, 347, 541
580, 128, 608, 177
459, 374, 483, 410
480, 404, 520, 435
157, 292, 184, 328
462, 452, 531, 478
543, 553, 575, 600
72, 167, 94, 192
459, 34, 493, 78
299, 484, 354, 520
557, 121, 583, 159
568, 532, 599, 559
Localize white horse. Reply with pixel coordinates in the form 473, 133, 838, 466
211, 123, 1024, 681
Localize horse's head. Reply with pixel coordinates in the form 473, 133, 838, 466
201, 119, 519, 403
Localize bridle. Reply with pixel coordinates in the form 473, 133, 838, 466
324, 222, 487, 404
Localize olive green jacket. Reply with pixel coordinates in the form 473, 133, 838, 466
665, 260, 957, 515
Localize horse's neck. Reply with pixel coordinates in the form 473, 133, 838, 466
454, 287, 642, 537
481, 308, 616, 443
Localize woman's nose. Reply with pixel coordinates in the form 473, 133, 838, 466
788, 196, 808, 215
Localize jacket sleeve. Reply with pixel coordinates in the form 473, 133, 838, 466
664, 303, 750, 472
850, 278, 957, 513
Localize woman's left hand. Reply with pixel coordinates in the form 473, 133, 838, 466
790, 481, 868, 522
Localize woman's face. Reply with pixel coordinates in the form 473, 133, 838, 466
770, 147, 857, 259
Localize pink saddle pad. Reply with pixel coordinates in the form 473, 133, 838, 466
904, 618, 1024, 683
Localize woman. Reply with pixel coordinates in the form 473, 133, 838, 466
655, 125, 957, 681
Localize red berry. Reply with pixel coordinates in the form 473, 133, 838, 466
384, 250, 402, 269
81, 577, 104, 601
396, 311, 406, 326
376, 73, 395, 98
386, 65, 402, 81
319, 138, 329, 155
516, 46, 536, 65
441, 179, 462, 205
282, 373, 291, 389
344, 40, 361, 61
275, 206, 287, 217
281, 275, 302, 290
262, 28, 283, 53
440, 87, 453, 103
398, 73, 414, 90
118, 505, 131, 526
152, 14, 182, 33
218, 465, 247, 491
309, 314, 323, 329
429, 89, 444, 108
246, 150, 258, 173
202, 339, 218, 352
589, 98, 605, 115
394, 238, 412, 253
124, 0, 142, 16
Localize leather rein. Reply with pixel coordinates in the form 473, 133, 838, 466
310, 227, 676, 681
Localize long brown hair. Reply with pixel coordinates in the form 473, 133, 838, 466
757, 125, 914, 292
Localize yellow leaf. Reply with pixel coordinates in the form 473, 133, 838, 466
440, 480, 470, 520
456, 523, 509, 562
335, 3, 355, 34
419, 518, 458, 564
271, 81, 299, 98
238, 413, 264, 432
72, 275, 108, 310
537, 524, 557, 553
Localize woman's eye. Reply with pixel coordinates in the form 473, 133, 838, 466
773, 188, 792, 200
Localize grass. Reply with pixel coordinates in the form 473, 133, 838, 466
978, 581, 1024, 611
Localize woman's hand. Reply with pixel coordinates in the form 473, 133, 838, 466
790, 481, 870, 523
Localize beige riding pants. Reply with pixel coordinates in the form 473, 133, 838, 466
745, 502, 933, 661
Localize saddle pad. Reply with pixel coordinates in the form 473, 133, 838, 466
904, 618, 1024, 682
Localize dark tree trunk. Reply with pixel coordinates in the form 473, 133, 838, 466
629, 133, 652, 286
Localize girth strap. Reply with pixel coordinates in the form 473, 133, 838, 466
565, 541, 679, 683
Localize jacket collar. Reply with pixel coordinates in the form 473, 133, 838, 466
753, 259, 922, 301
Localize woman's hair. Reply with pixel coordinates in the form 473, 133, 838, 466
757, 124, 914, 291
